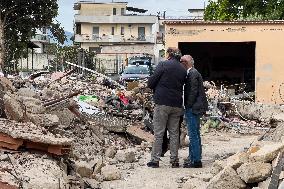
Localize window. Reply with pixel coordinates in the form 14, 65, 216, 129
138, 27, 145, 40
76, 24, 81, 35
89, 47, 101, 54
121, 8, 125, 15
111, 27, 115, 35
93, 26, 99, 36
42, 27, 47, 34
113, 8, 116, 15
121, 27, 125, 35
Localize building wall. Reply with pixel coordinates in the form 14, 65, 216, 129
101, 44, 155, 54
80, 23, 152, 38
165, 22, 284, 104
19, 54, 55, 70
79, 3, 127, 16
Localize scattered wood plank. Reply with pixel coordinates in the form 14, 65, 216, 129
126, 125, 154, 143
0, 182, 18, 189
0, 133, 23, 150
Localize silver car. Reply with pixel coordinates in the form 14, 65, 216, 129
120, 65, 150, 83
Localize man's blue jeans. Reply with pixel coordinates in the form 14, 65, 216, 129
185, 108, 202, 163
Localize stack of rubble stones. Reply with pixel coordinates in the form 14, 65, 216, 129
184, 141, 284, 189
0, 75, 151, 188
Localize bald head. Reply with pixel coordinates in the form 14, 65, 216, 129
180, 55, 194, 69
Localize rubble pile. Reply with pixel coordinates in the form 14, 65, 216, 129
202, 82, 271, 135
180, 141, 284, 189
2, 70, 284, 188
202, 140, 284, 189
0, 72, 153, 188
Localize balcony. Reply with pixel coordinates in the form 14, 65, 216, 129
75, 15, 157, 24
156, 33, 164, 44
31, 34, 50, 43
75, 34, 155, 43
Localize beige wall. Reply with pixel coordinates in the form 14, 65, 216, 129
79, 3, 127, 16
101, 44, 155, 55
165, 23, 284, 104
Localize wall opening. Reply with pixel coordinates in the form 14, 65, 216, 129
179, 42, 256, 93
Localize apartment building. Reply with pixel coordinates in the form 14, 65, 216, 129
74, 1, 157, 62
20, 28, 52, 71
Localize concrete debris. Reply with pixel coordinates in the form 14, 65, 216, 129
225, 152, 249, 170
26, 113, 60, 127
17, 87, 39, 98
3, 94, 25, 122
249, 142, 284, 162
0, 152, 68, 189
50, 108, 75, 126
207, 167, 246, 189
210, 160, 226, 176
191, 173, 214, 182
1, 69, 284, 188
115, 149, 136, 163
0, 119, 72, 146
75, 161, 93, 178
101, 165, 121, 181
258, 177, 271, 189
237, 162, 272, 183
83, 178, 100, 189
94, 158, 105, 174
19, 96, 46, 114
105, 147, 117, 159
0, 77, 15, 92
182, 178, 208, 189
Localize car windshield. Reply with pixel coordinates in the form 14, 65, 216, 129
123, 66, 149, 74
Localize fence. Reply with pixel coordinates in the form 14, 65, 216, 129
93, 58, 124, 74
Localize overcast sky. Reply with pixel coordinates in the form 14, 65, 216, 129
57, 0, 208, 32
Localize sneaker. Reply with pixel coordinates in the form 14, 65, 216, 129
147, 161, 159, 168
171, 162, 179, 168
183, 161, 202, 168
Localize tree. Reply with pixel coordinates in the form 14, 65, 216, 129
204, 0, 284, 21
204, 0, 239, 21
0, 0, 66, 71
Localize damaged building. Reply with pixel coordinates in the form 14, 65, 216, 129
73, 1, 157, 63
164, 20, 284, 104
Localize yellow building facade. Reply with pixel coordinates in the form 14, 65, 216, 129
165, 21, 284, 104
74, 2, 157, 54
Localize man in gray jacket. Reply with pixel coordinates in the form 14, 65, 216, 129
181, 55, 208, 168
147, 47, 187, 168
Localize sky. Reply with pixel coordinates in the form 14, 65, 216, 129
57, 0, 208, 32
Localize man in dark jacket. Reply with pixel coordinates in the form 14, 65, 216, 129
181, 55, 208, 168
147, 47, 187, 168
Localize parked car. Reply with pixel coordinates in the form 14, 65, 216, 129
119, 65, 150, 84
128, 55, 155, 74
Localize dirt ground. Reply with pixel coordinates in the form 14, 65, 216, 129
101, 132, 259, 189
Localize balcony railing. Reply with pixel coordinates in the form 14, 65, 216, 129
75, 34, 155, 43
75, 15, 157, 24
31, 34, 50, 43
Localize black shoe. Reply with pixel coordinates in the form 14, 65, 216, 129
147, 161, 159, 168
171, 162, 179, 168
183, 161, 202, 168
